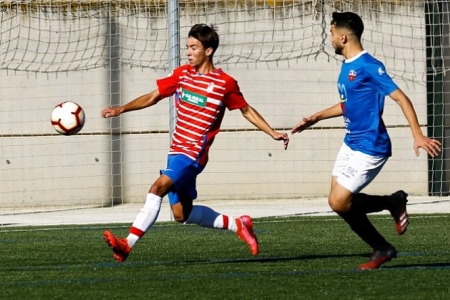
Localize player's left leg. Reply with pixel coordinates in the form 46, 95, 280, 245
337, 147, 410, 234
180, 203, 259, 256
358, 246, 397, 270
330, 144, 398, 269
331, 189, 398, 270
170, 189, 258, 256
329, 182, 394, 252
162, 155, 258, 256
168, 191, 259, 255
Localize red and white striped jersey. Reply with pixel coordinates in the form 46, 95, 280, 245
157, 64, 248, 166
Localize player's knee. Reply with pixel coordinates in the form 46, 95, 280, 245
171, 202, 191, 223
328, 197, 351, 214
148, 175, 173, 197
172, 211, 186, 223
149, 181, 171, 197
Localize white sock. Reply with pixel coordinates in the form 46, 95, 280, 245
185, 205, 238, 232
126, 193, 162, 248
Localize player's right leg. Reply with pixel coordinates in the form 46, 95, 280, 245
104, 174, 172, 262
103, 230, 132, 263
358, 245, 397, 270
104, 190, 164, 262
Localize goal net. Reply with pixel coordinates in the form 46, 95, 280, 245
1, 0, 449, 225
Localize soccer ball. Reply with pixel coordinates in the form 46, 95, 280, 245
51, 101, 85, 135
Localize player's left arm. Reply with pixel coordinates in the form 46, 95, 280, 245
389, 89, 441, 157
240, 105, 289, 150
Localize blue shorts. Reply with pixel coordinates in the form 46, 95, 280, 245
160, 154, 204, 205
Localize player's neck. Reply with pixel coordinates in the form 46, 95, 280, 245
343, 44, 364, 60
195, 61, 215, 75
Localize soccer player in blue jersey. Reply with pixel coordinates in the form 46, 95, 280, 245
291, 11, 441, 269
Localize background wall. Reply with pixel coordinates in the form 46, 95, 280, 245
0, 0, 448, 211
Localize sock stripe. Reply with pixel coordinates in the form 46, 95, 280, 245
130, 227, 145, 237
223, 215, 229, 230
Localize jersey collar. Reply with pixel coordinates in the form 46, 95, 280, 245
344, 50, 367, 63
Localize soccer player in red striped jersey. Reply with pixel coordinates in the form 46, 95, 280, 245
101, 24, 289, 262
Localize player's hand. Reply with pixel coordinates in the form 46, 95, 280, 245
273, 132, 289, 150
414, 135, 441, 157
291, 115, 318, 134
101, 107, 121, 118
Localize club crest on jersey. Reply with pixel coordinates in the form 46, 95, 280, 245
206, 82, 215, 93
348, 70, 357, 81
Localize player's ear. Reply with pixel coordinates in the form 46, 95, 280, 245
341, 34, 348, 44
206, 47, 213, 57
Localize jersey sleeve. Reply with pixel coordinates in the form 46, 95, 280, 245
365, 61, 398, 96
224, 77, 248, 110
156, 66, 185, 98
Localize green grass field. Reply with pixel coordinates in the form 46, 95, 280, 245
1, 214, 449, 299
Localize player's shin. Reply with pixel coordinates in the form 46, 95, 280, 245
127, 193, 162, 247
338, 210, 391, 250
351, 193, 392, 214
185, 205, 238, 231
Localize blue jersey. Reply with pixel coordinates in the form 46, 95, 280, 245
337, 51, 398, 157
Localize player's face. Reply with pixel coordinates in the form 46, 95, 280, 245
186, 37, 210, 68
330, 25, 344, 55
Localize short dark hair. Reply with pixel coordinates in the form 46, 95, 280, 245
331, 12, 364, 40
188, 24, 219, 54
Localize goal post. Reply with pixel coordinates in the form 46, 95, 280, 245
425, 0, 450, 196
0, 0, 449, 223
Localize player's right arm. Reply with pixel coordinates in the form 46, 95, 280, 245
101, 89, 163, 118
291, 103, 343, 134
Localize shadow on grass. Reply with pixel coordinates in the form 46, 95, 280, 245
209, 252, 371, 264
100, 252, 372, 268
384, 262, 450, 270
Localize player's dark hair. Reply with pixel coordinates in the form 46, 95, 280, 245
188, 24, 219, 55
331, 12, 364, 41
